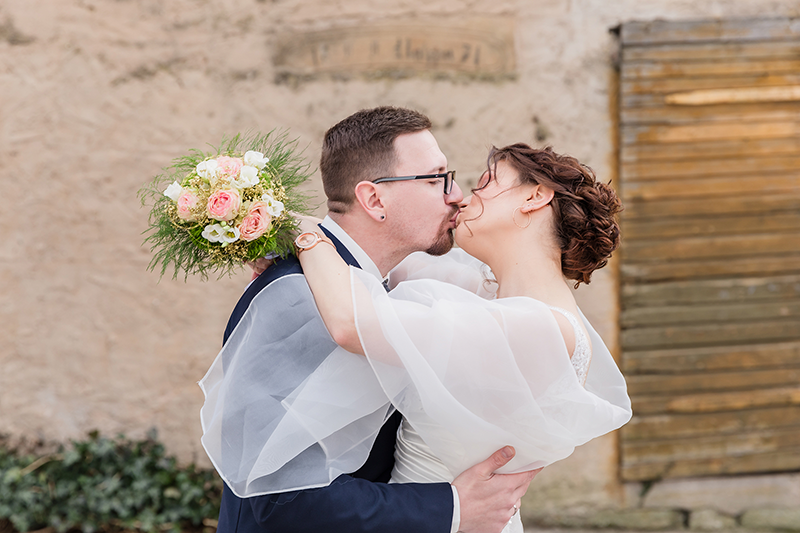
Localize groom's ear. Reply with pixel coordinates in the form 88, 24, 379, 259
521, 184, 555, 213
353, 181, 386, 222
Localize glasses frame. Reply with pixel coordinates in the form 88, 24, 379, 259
373, 170, 456, 195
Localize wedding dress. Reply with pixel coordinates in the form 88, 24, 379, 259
385, 272, 596, 533
200, 249, 632, 506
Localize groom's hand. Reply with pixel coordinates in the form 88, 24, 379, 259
452, 446, 541, 533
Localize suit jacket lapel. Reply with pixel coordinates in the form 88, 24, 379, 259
318, 224, 361, 269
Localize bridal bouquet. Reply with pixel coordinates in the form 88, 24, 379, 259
139, 132, 313, 279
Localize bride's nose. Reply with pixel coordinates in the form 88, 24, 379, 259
459, 196, 472, 209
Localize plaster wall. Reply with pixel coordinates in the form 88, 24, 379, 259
0, 0, 797, 516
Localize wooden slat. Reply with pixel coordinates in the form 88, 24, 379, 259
621, 103, 800, 127
621, 254, 800, 283
622, 136, 800, 163
622, 275, 800, 306
622, 120, 800, 145
627, 368, 800, 396
623, 341, 800, 374
622, 73, 800, 97
625, 90, 800, 108
632, 386, 800, 415
622, 40, 800, 62
623, 233, 800, 262
622, 58, 800, 80
621, 319, 800, 350
622, 153, 800, 181
621, 18, 800, 45
623, 426, 800, 461
622, 301, 800, 328
622, 448, 800, 481
621, 175, 800, 202
621, 193, 800, 220
621, 406, 800, 441
621, 212, 800, 240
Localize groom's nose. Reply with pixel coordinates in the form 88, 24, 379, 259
446, 180, 464, 204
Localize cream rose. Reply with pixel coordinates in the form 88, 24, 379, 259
233, 165, 260, 189
163, 181, 183, 201
237, 201, 272, 242
196, 159, 219, 180
207, 189, 241, 221
261, 193, 285, 217
244, 150, 269, 169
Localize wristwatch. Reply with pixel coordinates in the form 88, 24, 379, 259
294, 231, 335, 254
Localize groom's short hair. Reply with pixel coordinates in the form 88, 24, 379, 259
321, 106, 432, 214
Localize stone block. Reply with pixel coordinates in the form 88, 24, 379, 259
526, 508, 686, 530
589, 509, 686, 530
741, 508, 800, 531
689, 509, 738, 530
637, 474, 800, 515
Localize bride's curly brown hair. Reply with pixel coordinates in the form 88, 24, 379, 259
484, 143, 622, 287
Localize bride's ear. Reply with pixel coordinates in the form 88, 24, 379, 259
520, 184, 554, 214
354, 181, 387, 222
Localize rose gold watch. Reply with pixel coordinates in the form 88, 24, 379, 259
294, 231, 335, 254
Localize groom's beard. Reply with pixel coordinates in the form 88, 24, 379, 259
425, 208, 458, 256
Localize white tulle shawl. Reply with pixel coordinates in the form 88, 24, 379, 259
353, 252, 632, 478
199, 250, 631, 498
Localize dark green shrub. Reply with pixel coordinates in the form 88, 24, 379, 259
0, 430, 221, 533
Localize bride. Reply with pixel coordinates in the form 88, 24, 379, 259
290, 143, 632, 532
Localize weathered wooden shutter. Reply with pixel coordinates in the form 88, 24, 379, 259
618, 18, 800, 481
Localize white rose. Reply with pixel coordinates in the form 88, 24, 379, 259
261, 193, 285, 217
234, 165, 260, 189
163, 181, 183, 201
244, 150, 269, 170
196, 159, 219, 180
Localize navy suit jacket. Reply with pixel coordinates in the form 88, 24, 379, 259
216, 226, 453, 533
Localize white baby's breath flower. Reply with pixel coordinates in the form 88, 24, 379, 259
244, 150, 269, 170
163, 181, 183, 201
261, 193, 285, 217
234, 165, 260, 189
196, 159, 219, 180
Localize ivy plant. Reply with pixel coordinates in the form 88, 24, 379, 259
0, 430, 221, 533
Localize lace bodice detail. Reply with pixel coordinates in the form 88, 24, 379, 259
546, 306, 592, 385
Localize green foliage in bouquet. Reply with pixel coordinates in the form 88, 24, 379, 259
139, 131, 314, 280
0, 430, 221, 533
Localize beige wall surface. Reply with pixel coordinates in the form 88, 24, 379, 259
1, 0, 797, 515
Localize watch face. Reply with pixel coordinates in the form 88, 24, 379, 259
296, 232, 317, 248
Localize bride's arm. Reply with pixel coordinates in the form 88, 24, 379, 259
296, 233, 365, 355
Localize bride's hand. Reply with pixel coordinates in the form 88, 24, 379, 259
294, 213, 323, 235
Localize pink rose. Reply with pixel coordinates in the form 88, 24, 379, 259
216, 156, 244, 179
207, 189, 241, 221
176, 191, 200, 221
237, 201, 272, 241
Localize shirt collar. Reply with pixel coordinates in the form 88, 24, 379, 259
321, 215, 384, 281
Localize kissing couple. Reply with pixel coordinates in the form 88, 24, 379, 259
199, 106, 632, 533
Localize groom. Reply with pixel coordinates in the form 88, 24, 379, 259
213, 106, 538, 533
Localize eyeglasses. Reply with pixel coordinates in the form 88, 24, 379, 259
373, 170, 456, 195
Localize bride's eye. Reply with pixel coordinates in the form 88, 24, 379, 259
474, 172, 491, 191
